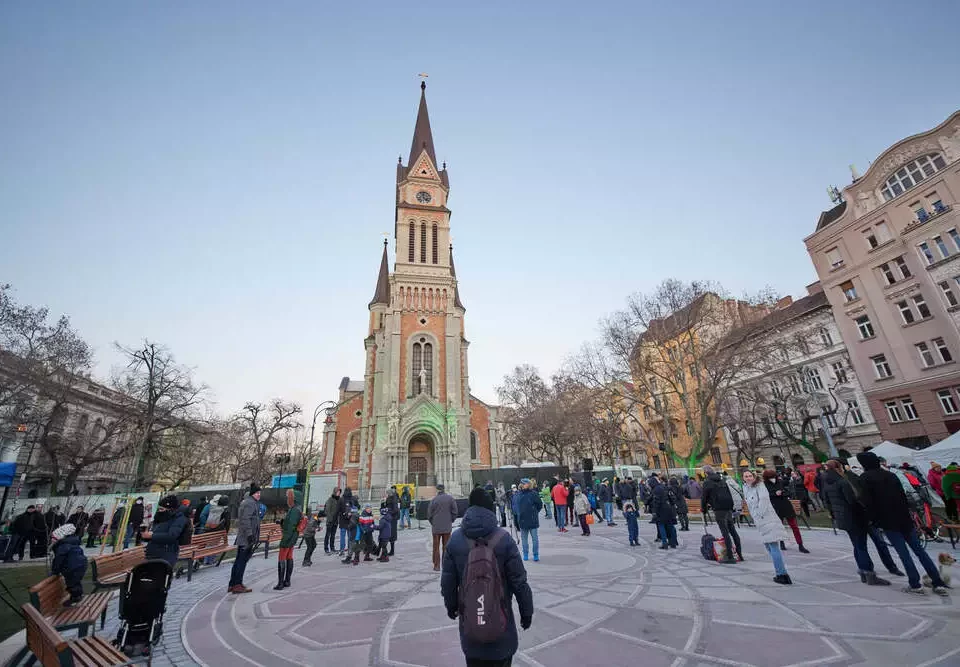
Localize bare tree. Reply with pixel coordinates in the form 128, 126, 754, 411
114, 341, 207, 489
151, 426, 214, 491
234, 399, 302, 486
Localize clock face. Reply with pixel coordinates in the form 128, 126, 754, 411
415, 190, 432, 204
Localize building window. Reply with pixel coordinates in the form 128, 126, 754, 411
470, 431, 479, 460
934, 337, 953, 363
864, 228, 879, 250
408, 223, 416, 262
897, 300, 916, 324
770, 380, 783, 399
432, 224, 438, 264
939, 281, 959, 308
918, 242, 936, 266
881, 154, 948, 201
885, 401, 903, 423
823, 411, 838, 428
819, 328, 833, 347
917, 341, 936, 367
938, 389, 959, 415
913, 294, 931, 319
77, 413, 89, 433
348, 432, 360, 463
826, 247, 843, 269
872, 354, 893, 379
934, 235, 951, 259
895, 256, 912, 279
831, 361, 848, 383
804, 367, 825, 391
949, 229, 960, 252
840, 281, 858, 302
420, 223, 427, 263
847, 400, 865, 425
710, 447, 722, 465
901, 398, 919, 421
789, 373, 803, 394
855, 315, 875, 339
412, 339, 433, 395
879, 262, 897, 286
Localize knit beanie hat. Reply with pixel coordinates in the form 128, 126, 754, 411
159, 495, 179, 510
469, 487, 495, 512
51, 524, 75, 541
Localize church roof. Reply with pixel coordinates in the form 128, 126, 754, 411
408, 81, 437, 168
369, 240, 390, 307
450, 245, 465, 311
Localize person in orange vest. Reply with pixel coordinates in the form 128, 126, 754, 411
551, 478, 569, 533
803, 467, 823, 511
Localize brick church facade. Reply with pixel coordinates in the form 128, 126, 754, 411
317, 83, 499, 497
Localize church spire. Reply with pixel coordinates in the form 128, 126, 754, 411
369, 239, 390, 307
407, 81, 437, 168
450, 244, 465, 311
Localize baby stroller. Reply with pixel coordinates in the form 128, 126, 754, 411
113, 559, 173, 661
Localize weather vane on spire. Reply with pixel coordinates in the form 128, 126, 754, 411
417, 72, 428, 90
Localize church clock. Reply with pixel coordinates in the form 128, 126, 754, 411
415, 190, 432, 204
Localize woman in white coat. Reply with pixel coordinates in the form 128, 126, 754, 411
742, 470, 792, 585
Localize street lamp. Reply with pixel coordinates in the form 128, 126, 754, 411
274, 452, 292, 486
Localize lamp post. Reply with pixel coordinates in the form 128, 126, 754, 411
309, 401, 336, 470
274, 452, 292, 487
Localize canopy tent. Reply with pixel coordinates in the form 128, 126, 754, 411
917, 431, 960, 467
865, 441, 918, 465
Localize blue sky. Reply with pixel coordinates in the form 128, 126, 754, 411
2, 2, 959, 415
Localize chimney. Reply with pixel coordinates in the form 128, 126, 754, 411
806, 281, 824, 296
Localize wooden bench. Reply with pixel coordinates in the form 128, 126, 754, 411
686, 505, 710, 525
22, 602, 139, 667
176, 531, 233, 581
28, 575, 112, 638
90, 546, 145, 592
259, 523, 283, 558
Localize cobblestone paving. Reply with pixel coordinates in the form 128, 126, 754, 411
99, 519, 960, 667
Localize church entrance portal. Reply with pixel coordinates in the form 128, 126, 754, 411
407, 436, 435, 486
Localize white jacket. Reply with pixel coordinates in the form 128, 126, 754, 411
743, 483, 787, 543
573, 492, 591, 515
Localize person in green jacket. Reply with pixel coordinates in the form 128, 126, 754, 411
539, 480, 552, 519
274, 489, 303, 591
942, 463, 960, 522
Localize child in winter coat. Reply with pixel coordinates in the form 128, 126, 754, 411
352, 505, 376, 565
341, 508, 360, 565
376, 507, 393, 562
51, 524, 87, 606
573, 486, 592, 536
624, 502, 640, 546
302, 513, 319, 566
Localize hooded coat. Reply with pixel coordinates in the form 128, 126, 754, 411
821, 468, 867, 533
857, 452, 913, 533
650, 483, 677, 524
338, 489, 357, 529
701, 472, 734, 512
742, 482, 787, 543
52, 535, 87, 576
440, 505, 533, 662
668, 479, 688, 513
324, 493, 341, 527
377, 509, 393, 542
763, 478, 796, 519
279, 492, 303, 549
234, 493, 261, 548
145, 506, 188, 565
514, 488, 543, 530
428, 491, 458, 534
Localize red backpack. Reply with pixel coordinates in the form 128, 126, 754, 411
459, 530, 508, 644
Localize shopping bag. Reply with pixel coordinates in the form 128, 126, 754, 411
586, 514, 594, 525
712, 537, 727, 562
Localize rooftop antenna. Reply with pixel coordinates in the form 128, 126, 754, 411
849, 163, 861, 181
827, 185, 844, 205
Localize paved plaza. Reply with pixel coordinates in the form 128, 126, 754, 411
83, 518, 960, 667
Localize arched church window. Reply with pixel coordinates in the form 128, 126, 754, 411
412, 338, 434, 395
420, 223, 427, 263
348, 432, 360, 463
470, 431, 479, 460
408, 223, 415, 263
432, 224, 438, 264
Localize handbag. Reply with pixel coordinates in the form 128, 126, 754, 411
586, 514, 594, 525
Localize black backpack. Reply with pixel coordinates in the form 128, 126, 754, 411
460, 530, 508, 644
700, 532, 716, 561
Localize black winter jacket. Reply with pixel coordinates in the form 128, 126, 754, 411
701, 473, 734, 512
650, 484, 677, 524
597, 484, 612, 503
821, 469, 868, 533
763, 479, 796, 519
145, 508, 188, 566
441, 506, 533, 662
859, 466, 914, 534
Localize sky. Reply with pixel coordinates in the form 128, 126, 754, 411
2, 2, 960, 416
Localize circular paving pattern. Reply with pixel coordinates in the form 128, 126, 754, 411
168, 521, 960, 667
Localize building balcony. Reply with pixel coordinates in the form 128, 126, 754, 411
902, 202, 953, 235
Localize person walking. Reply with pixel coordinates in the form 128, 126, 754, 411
323, 488, 341, 555
376, 506, 393, 562
385, 486, 400, 556
338, 487, 357, 555
650, 478, 678, 549
515, 478, 543, 562
572, 485, 591, 536
85, 507, 105, 549
804, 467, 822, 511
400, 485, 413, 530
821, 459, 900, 585
563, 480, 575, 527
539, 481, 552, 520
741, 470, 792, 584
762, 469, 809, 553
701, 465, 743, 563
143, 495, 189, 567
6, 506, 36, 562
273, 489, 302, 590
228, 484, 261, 594
428, 483, 458, 572
441, 487, 534, 667
598, 479, 616, 526
551, 479, 569, 533
856, 452, 951, 596
108, 504, 124, 548
942, 463, 960, 522
302, 511, 319, 566
669, 477, 689, 531
124, 497, 145, 550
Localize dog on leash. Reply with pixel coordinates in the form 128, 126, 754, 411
922, 552, 955, 588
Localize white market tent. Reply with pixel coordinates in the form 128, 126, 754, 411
917, 431, 960, 467
866, 441, 918, 465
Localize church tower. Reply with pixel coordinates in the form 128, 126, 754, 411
320, 82, 498, 498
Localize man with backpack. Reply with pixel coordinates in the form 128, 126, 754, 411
701, 465, 743, 564
441, 487, 534, 667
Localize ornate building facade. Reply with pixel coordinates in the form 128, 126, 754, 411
317, 83, 499, 497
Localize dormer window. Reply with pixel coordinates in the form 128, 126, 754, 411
881, 153, 947, 201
